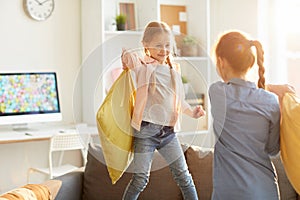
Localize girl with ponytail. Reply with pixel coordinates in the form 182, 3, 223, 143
121, 21, 205, 200
209, 30, 281, 199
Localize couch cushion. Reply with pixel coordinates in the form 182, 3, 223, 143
0, 180, 61, 200
83, 144, 182, 200
185, 145, 213, 200
54, 170, 83, 200
40, 180, 62, 199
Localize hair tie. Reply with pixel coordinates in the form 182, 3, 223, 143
249, 40, 254, 47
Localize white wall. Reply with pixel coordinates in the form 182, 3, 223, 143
0, 0, 82, 193
81, 0, 104, 126
0, 0, 82, 124
210, 0, 258, 43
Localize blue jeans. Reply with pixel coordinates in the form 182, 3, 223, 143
122, 121, 198, 200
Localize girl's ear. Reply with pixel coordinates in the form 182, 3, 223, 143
143, 41, 149, 48
217, 57, 224, 69
216, 56, 227, 80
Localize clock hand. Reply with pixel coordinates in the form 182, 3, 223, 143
34, 0, 42, 5
40, 0, 51, 4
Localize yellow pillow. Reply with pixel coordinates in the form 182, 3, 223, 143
280, 93, 300, 194
0, 180, 61, 200
96, 69, 135, 184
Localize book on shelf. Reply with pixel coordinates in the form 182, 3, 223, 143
185, 93, 205, 108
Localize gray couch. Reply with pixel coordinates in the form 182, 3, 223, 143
54, 144, 300, 200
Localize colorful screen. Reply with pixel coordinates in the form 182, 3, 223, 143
0, 72, 60, 116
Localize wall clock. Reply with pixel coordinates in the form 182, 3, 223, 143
24, 0, 55, 21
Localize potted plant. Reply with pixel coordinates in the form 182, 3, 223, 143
181, 75, 188, 84
181, 75, 189, 94
115, 14, 127, 31
181, 35, 198, 57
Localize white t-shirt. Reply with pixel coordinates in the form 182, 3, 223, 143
142, 65, 177, 126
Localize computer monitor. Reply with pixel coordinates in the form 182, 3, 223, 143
0, 72, 62, 130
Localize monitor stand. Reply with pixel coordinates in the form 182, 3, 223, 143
12, 123, 30, 131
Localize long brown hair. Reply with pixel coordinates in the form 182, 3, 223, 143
214, 31, 266, 89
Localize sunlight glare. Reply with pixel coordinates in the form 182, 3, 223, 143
281, 0, 300, 33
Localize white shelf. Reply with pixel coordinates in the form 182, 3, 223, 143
105, 30, 143, 36
104, 31, 143, 43
174, 56, 209, 61
177, 130, 208, 136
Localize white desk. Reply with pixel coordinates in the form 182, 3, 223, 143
0, 123, 98, 144
0, 122, 98, 194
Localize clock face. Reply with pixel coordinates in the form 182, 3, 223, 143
24, 0, 54, 21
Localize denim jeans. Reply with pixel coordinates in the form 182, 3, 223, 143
122, 121, 198, 200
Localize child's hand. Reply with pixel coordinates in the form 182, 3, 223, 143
121, 48, 129, 70
121, 48, 142, 70
267, 84, 295, 97
192, 105, 206, 119
267, 84, 296, 110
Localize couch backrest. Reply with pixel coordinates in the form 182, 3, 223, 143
83, 144, 182, 200
82, 144, 298, 200
184, 145, 213, 200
